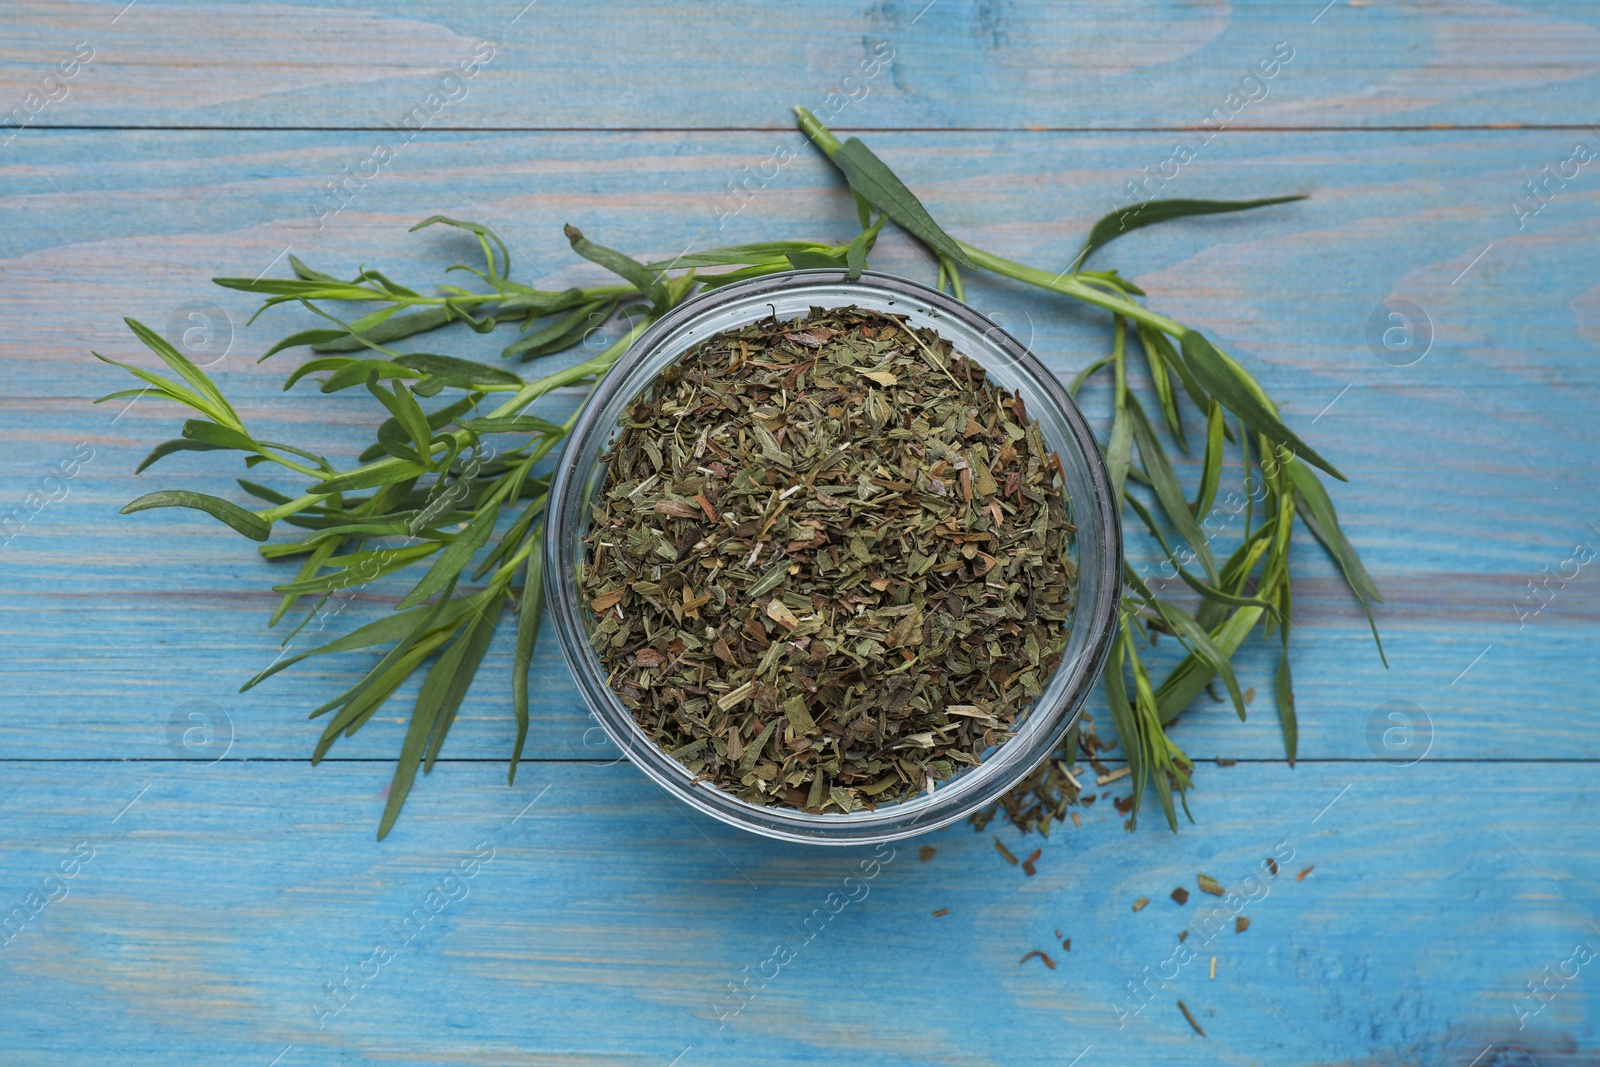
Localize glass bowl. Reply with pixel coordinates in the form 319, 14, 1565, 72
546, 269, 1121, 845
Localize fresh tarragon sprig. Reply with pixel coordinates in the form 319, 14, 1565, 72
101, 109, 1380, 838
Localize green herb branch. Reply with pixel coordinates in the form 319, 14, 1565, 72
101, 109, 1381, 837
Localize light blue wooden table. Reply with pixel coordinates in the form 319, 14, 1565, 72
3, 2, 1598, 1064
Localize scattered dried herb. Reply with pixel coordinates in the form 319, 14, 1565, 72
1265, 857, 1279, 877
1235, 916, 1250, 933
1062, 938, 1071, 951
581, 306, 1074, 812
1179, 930, 1189, 942
1020, 950, 1057, 970
970, 716, 1105, 835
1214, 758, 1237, 767
1197, 873, 1225, 896
1297, 865, 1315, 882
919, 845, 937, 862
995, 839, 1020, 865
1209, 956, 1217, 979
1132, 896, 1150, 912
1177, 999, 1207, 1037
1171, 886, 1189, 905
1021, 849, 1041, 876
932, 908, 950, 917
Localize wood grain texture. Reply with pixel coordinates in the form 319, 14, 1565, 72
0, 129, 1594, 765
2, 4, 1598, 1063
1, 760, 1596, 1066
4, 0, 1600, 129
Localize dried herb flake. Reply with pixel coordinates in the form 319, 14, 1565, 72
582, 306, 1075, 813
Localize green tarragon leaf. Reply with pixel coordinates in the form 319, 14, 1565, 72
501, 298, 617, 363
563, 224, 667, 310
786, 250, 847, 271
396, 353, 523, 387
312, 460, 429, 495
1126, 397, 1218, 583
510, 532, 546, 785
378, 609, 498, 839
411, 215, 512, 280
181, 419, 256, 452
394, 500, 503, 610
1074, 197, 1307, 271
310, 306, 455, 353
271, 541, 443, 596
122, 490, 270, 542
240, 596, 480, 692
122, 318, 246, 432
458, 415, 564, 436
135, 438, 228, 473
643, 242, 829, 269
1179, 331, 1345, 481
827, 137, 975, 270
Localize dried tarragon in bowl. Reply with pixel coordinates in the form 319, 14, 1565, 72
580, 305, 1076, 813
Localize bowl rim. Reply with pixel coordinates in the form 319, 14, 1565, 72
545, 268, 1122, 844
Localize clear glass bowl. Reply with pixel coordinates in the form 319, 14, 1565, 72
546, 270, 1121, 845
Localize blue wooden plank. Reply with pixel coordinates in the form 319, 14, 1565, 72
3, 1, 1600, 129
0, 760, 1595, 1064
0, 128, 1595, 764
1, 8, 1595, 1067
